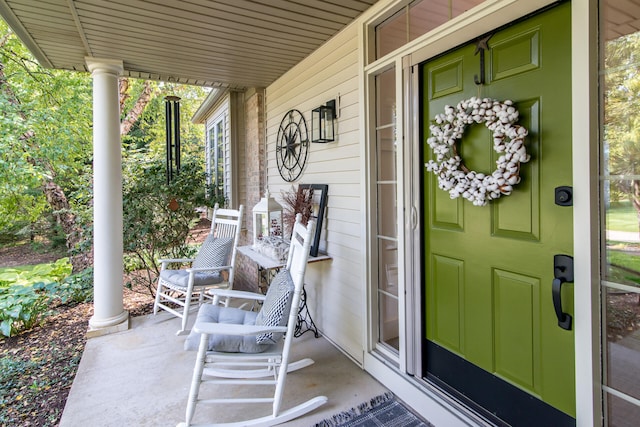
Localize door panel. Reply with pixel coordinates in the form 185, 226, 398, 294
431, 254, 464, 351
421, 3, 574, 425
493, 269, 540, 391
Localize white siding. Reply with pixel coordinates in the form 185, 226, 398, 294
266, 23, 364, 362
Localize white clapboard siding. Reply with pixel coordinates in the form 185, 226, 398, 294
266, 22, 366, 362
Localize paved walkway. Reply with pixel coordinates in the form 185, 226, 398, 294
607, 230, 640, 243
607, 329, 640, 427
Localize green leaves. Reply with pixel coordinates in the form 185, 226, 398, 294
0, 20, 92, 235
122, 159, 207, 292
0, 283, 49, 337
0, 258, 71, 287
0, 258, 73, 337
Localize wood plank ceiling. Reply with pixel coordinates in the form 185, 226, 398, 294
0, 0, 378, 89
2, 0, 637, 90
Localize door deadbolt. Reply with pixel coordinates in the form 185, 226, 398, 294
555, 186, 573, 206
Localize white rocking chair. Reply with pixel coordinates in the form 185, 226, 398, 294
154, 204, 244, 335
179, 214, 327, 427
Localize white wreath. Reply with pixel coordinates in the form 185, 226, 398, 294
424, 97, 530, 206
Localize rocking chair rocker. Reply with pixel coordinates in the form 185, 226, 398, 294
179, 214, 327, 426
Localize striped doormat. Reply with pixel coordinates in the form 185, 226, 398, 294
314, 392, 432, 427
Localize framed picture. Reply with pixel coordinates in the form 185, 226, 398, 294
300, 184, 328, 256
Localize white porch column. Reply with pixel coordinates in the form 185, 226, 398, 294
86, 58, 129, 336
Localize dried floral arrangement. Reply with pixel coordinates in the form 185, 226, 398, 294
280, 184, 314, 237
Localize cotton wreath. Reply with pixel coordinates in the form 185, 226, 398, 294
424, 97, 530, 206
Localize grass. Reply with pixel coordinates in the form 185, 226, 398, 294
607, 250, 640, 286
606, 201, 640, 286
607, 201, 640, 232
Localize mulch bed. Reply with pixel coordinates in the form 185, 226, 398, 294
0, 219, 212, 426
0, 284, 155, 426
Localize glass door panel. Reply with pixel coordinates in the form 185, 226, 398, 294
375, 67, 399, 354
600, 3, 640, 424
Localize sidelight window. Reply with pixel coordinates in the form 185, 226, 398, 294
600, 3, 640, 424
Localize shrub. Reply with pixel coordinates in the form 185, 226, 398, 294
122, 159, 210, 294
0, 258, 77, 337
55, 267, 93, 304
0, 283, 50, 337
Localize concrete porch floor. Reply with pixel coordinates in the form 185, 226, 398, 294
59, 311, 389, 426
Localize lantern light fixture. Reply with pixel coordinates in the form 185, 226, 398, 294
311, 99, 336, 143
251, 189, 283, 247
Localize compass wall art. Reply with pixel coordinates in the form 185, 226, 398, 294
276, 109, 309, 182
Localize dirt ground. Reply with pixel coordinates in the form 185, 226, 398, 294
0, 242, 67, 268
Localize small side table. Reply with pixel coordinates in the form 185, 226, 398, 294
237, 245, 330, 338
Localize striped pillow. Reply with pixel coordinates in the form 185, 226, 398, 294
192, 235, 233, 269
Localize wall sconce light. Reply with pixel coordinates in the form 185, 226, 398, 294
311, 99, 336, 143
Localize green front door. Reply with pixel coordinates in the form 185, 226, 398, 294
421, 4, 575, 425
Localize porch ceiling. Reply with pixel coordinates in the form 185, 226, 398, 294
0, 0, 377, 89
604, 0, 640, 40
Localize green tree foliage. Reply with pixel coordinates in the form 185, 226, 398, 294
0, 16, 211, 298
604, 32, 640, 218
0, 21, 92, 238
123, 82, 208, 162
119, 83, 210, 294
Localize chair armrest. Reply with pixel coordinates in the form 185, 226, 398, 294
208, 289, 266, 302
158, 258, 193, 270
159, 258, 195, 270
159, 258, 195, 263
194, 322, 287, 336
186, 265, 232, 273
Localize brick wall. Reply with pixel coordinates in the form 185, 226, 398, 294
233, 88, 265, 293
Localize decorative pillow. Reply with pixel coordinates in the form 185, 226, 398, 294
254, 269, 295, 344
184, 303, 269, 353
192, 235, 233, 270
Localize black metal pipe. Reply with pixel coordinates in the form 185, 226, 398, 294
164, 96, 181, 184
165, 97, 172, 185
175, 99, 181, 173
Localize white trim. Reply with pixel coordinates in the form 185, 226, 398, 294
85, 58, 123, 75
366, 0, 558, 72
572, 1, 602, 425
358, 17, 372, 360
603, 385, 640, 408
191, 88, 225, 124
394, 56, 407, 372
404, 53, 423, 378
602, 280, 640, 294
205, 102, 230, 205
